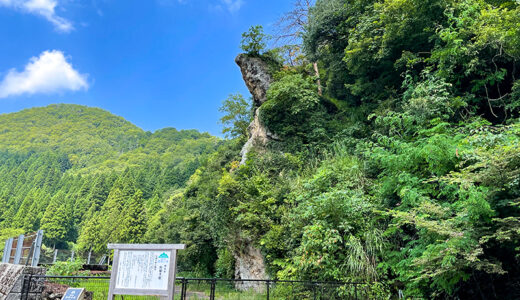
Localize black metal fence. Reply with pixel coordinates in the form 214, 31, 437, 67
38, 249, 110, 266
19, 275, 375, 300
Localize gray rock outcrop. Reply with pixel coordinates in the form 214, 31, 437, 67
233, 242, 267, 292
235, 54, 272, 107
233, 54, 276, 286
235, 54, 278, 165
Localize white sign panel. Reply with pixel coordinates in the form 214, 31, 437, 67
107, 244, 185, 300
115, 250, 171, 290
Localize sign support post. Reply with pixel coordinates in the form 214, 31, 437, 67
107, 244, 185, 300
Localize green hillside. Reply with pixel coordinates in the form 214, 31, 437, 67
0, 104, 221, 250
0, 104, 143, 165
0, 104, 218, 172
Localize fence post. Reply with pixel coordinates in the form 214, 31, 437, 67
209, 279, 216, 300
53, 249, 58, 263
354, 284, 358, 300
181, 278, 187, 300
266, 280, 270, 300
313, 283, 318, 300
20, 274, 27, 300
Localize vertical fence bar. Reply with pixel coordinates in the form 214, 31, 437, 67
265, 280, 270, 300
209, 279, 216, 300
20, 274, 27, 300
22, 274, 33, 300
181, 278, 187, 300
313, 283, 318, 300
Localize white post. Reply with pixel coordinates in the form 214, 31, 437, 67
2, 238, 13, 263
31, 230, 44, 267
13, 235, 24, 264
53, 249, 58, 264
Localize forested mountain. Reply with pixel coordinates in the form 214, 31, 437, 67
0, 104, 221, 249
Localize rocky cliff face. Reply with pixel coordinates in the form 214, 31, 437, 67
235, 54, 271, 107
233, 242, 267, 291
235, 54, 278, 165
233, 54, 274, 284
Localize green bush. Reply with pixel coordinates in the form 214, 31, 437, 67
261, 73, 328, 147
47, 259, 87, 276
214, 248, 235, 279
240, 25, 268, 55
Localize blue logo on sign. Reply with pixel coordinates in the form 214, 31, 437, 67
158, 252, 169, 264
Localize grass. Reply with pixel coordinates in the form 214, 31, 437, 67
44, 278, 272, 300
42, 277, 355, 299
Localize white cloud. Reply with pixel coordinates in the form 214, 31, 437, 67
209, 0, 244, 13
0, 0, 72, 32
221, 0, 243, 12
160, 0, 244, 12
0, 50, 89, 99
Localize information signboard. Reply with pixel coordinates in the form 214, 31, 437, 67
107, 244, 185, 300
115, 250, 171, 290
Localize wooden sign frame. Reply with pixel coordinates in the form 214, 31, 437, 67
107, 244, 185, 300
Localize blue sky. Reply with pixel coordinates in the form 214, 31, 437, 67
0, 0, 294, 136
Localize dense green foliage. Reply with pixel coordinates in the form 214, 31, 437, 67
2, 0, 520, 298
146, 0, 520, 298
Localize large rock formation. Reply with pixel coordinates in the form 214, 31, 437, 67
235, 54, 272, 107
232, 54, 275, 286
233, 242, 268, 291
235, 54, 278, 165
